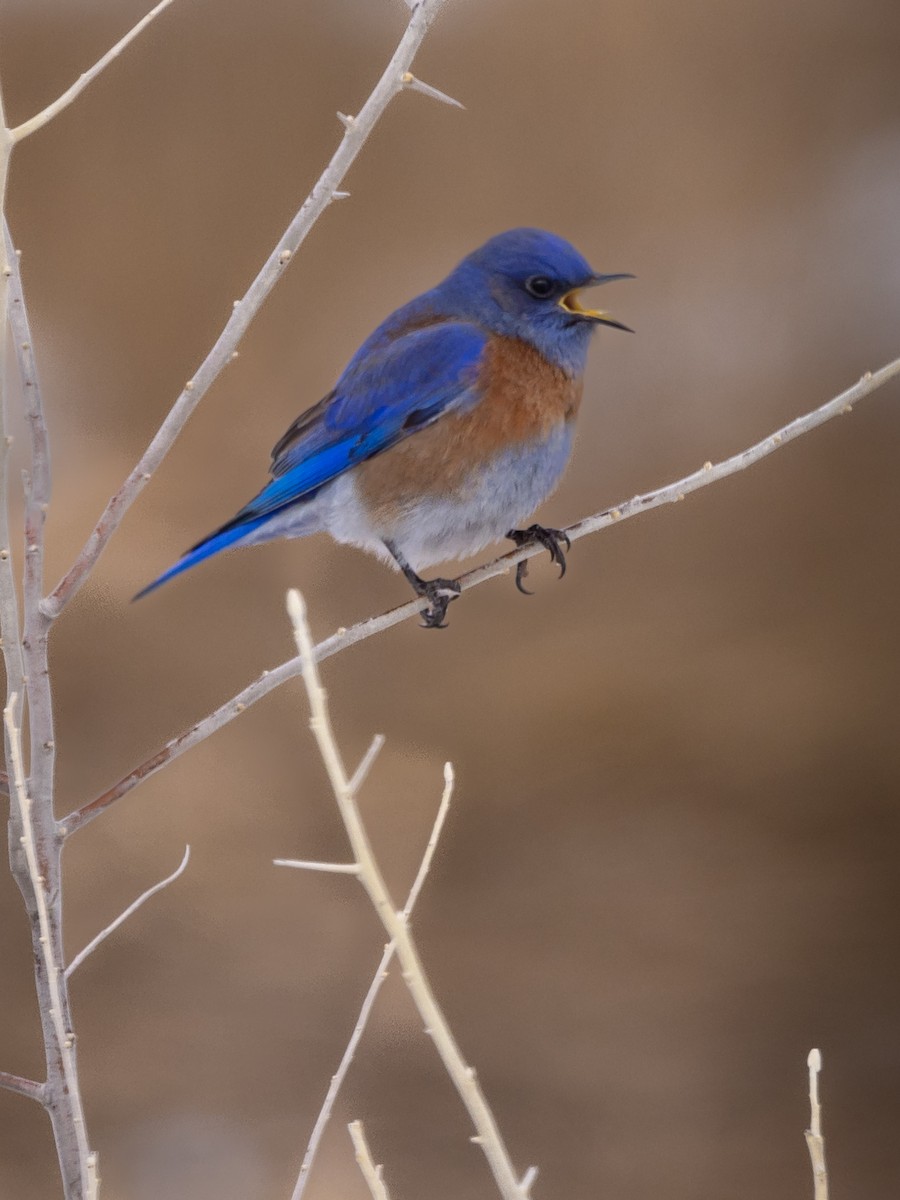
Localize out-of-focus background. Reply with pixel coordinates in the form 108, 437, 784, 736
1, 0, 899, 1196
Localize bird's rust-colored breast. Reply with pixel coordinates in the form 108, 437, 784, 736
357, 335, 582, 516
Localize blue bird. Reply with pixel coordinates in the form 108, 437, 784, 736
136, 228, 631, 626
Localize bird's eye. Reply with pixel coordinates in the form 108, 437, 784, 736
525, 275, 555, 299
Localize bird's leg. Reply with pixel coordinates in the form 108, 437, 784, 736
383, 540, 462, 629
506, 524, 572, 595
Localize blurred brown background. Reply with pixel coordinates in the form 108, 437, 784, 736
1, 0, 899, 1196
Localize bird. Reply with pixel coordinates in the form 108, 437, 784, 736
136, 228, 632, 626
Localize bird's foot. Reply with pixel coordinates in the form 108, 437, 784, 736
416, 577, 462, 629
382, 539, 462, 629
506, 524, 571, 595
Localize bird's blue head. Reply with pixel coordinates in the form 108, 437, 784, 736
433, 228, 632, 376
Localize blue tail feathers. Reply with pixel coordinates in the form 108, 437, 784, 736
132, 514, 269, 601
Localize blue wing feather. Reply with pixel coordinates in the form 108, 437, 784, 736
134, 320, 488, 598
227, 321, 487, 521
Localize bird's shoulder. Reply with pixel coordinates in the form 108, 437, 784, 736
269, 313, 490, 480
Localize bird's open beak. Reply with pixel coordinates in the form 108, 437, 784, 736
559, 272, 634, 331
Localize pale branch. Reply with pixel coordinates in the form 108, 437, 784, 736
805, 1049, 828, 1200
43, 0, 454, 620
60, 355, 900, 840
8, 0, 177, 143
0, 1071, 45, 1105
0, 72, 87, 1200
65, 845, 191, 979
348, 1121, 392, 1200
285, 590, 527, 1200
284, 763, 454, 1200
5, 224, 58, 844
273, 859, 360, 875
519, 1166, 539, 1195
0, 227, 25, 734
349, 733, 386, 794
3, 698, 98, 1200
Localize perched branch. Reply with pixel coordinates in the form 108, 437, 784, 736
0, 1071, 45, 1105
805, 1048, 828, 1200
62, 356, 900, 839
285, 590, 527, 1199
348, 1121, 392, 1200
65, 846, 191, 979
9, 1, 177, 143
284, 763, 454, 1200
44, 0, 454, 619
3, 698, 98, 1200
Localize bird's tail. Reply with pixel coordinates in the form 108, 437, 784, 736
133, 514, 269, 601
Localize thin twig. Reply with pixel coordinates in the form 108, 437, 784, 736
286, 590, 527, 1199
805, 1048, 828, 1200
273, 859, 360, 875
285, 763, 454, 1200
44, 0, 453, 619
0, 1071, 46, 1105
348, 1121, 392, 1200
3, 698, 98, 1200
9, 0, 177, 143
65, 845, 191, 979
349, 734, 386, 794
61, 355, 900, 839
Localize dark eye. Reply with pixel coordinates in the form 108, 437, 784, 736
525, 275, 555, 299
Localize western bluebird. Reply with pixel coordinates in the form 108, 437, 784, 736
136, 228, 631, 626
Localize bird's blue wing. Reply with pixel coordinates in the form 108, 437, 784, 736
134, 321, 488, 598
230, 321, 487, 520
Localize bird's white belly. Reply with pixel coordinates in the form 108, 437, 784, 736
323, 424, 574, 571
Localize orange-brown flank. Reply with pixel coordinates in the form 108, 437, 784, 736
356, 336, 583, 521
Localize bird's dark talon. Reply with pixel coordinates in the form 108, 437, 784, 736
514, 560, 533, 596
419, 577, 461, 628
382, 540, 463, 629
506, 524, 571, 590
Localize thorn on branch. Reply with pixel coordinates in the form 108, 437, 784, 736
400, 71, 465, 109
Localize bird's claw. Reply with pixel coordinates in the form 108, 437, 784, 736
506, 524, 571, 595
419, 577, 462, 629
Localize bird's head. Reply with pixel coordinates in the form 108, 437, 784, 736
436, 228, 632, 374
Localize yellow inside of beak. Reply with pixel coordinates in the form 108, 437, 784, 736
559, 288, 609, 321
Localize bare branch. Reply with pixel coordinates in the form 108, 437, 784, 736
5, 224, 58, 838
519, 1166, 539, 1196
286, 590, 527, 1199
4, 697, 98, 1199
0, 1071, 45, 1104
65, 846, 191, 979
350, 734, 386, 794
348, 1121, 392, 1200
404, 762, 454, 918
288, 763, 454, 1200
274, 860, 360, 875
9, 0, 177, 143
805, 1048, 828, 1200
43, 0, 454, 619
61, 356, 900, 839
